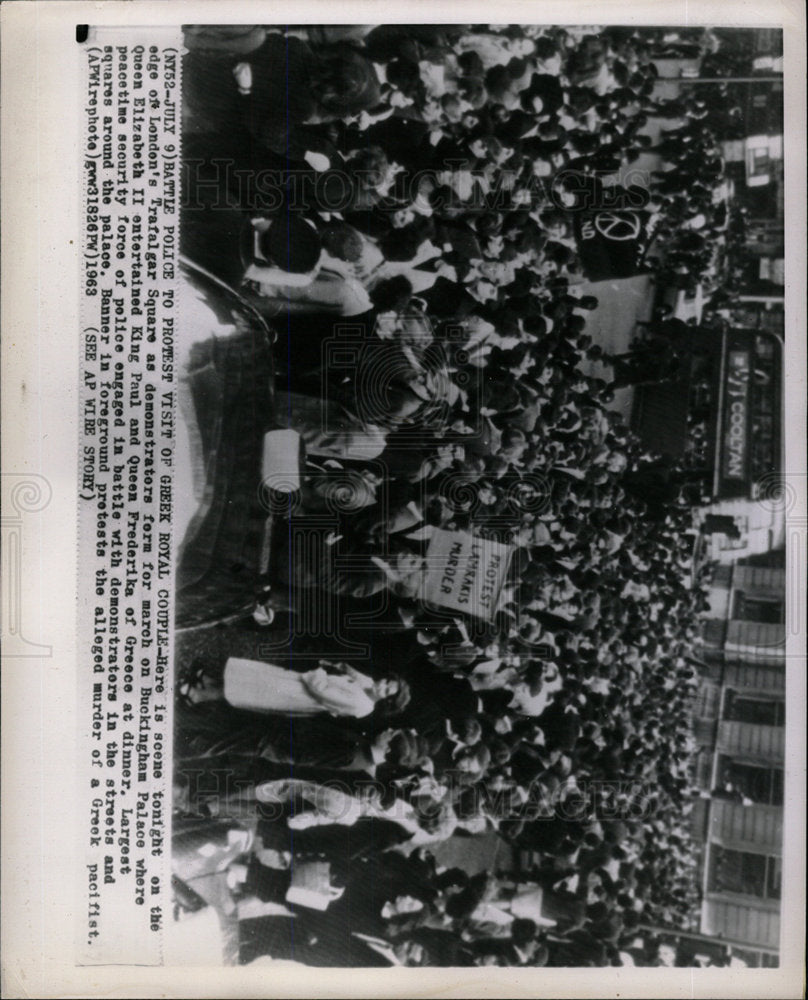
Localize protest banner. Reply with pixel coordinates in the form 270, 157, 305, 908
423, 528, 513, 619
573, 208, 650, 280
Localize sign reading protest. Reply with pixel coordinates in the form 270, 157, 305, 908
423, 528, 513, 619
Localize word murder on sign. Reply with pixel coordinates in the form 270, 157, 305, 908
423, 528, 514, 619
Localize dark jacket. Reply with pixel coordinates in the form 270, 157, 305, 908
470, 936, 526, 966
174, 702, 375, 770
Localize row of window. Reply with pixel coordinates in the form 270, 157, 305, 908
729, 947, 780, 968
692, 685, 785, 750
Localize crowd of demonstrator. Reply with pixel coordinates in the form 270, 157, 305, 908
172, 24, 732, 967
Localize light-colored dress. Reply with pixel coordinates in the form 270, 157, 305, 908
224, 658, 376, 718
255, 779, 365, 827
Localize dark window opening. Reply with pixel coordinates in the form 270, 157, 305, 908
710, 847, 780, 900
723, 689, 785, 726
716, 755, 784, 805
732, 591, 785, 624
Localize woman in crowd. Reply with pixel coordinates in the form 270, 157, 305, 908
185, 656, 410, 721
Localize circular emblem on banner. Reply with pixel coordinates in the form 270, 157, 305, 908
594, 211, 642, 241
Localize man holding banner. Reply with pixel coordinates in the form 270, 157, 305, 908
563, 177, 651, 281
422, 528, 515, 621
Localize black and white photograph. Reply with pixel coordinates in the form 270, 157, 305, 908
170, 21, 793, 970
0, 4, 804, 997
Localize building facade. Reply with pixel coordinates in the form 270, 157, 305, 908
632, 323, 783, 557
690, 551, 786, 965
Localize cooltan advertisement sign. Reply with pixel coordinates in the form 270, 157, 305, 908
423, 528, 513, 619
719, 346, 751, 494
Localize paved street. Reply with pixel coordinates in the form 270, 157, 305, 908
579, 273, 657, 422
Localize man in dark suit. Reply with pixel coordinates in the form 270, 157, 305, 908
404, 927, 474, 966
470, 919, 547, 966
397, 671, 481, 744
239, 914, 431, 966
239, 852, 441, 967
175, 702, 418, 775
